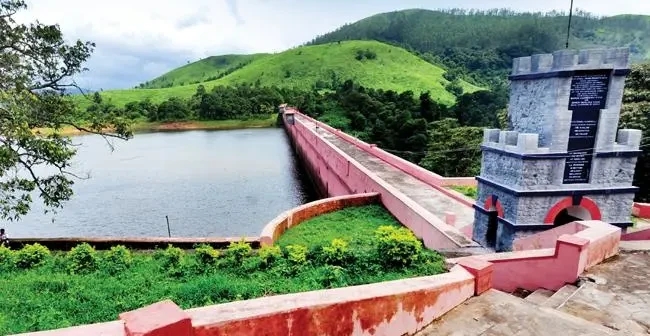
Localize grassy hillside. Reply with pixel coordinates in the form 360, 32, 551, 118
140, 54, 268, 89
81, 41, 481, 108
308, 9, 650, 86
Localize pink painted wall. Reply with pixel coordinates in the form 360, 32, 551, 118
285, 112, 473, 250
513, 222, 586, 251
188, 265, 475, 336
632, 202, 650, 218
451, 221, 621, 292
260, 193, 380, 246
15, 266, 478, 336
293, 111, 476, 207
622, 227, 650, 241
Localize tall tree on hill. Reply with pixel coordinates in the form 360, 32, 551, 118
620, 63, 650, 202
0, 0, 131, 220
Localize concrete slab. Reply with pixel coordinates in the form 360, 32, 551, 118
542, 285, 578, 308
559, 252, 650, 334
416, 289, 633, 335
619, 240, 650, 252
525, 289, 554, 305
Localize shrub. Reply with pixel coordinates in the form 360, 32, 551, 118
66, 243, 99, 274
374, 226, 423, 268
157, 245, 185, 276
316, 265, 350, 288
284, 244, 308, 266
322, 239, 352, 266
194, 244, 220, 267
0, 245, 15, 270
15, 243, 50, 269
102, 245, 133, 275
224, 240, 252, 264
258, 245, 282, 268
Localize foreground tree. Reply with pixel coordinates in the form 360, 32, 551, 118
1, 0, 131, 220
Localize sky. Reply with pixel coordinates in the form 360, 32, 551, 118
14, 0, 650, 91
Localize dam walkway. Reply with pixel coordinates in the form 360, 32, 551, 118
287, 110, 486, 253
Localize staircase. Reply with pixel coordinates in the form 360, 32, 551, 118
417, 251, 650, 335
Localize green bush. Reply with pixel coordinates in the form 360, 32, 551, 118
194, 244, 220, 267
102, 245, 133, 275
66, 243, 99, 274
322, 239, 352, 266
223, 240, 252, 265
284, 244, 308, 266
374, 226, 423, 268
258, 245, 282, 268
157, 245, 185, 276
15, 243, 50, 269
316, 265, 350, 288
0, 245, 15, 270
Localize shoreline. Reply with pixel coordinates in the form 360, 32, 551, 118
33, 116, 278, 137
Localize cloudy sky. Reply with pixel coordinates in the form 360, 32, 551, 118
15, 0, 650, 90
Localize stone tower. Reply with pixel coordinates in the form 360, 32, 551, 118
473, 48, 642, 252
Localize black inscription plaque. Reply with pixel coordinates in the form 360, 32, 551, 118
563, 70, 611, 184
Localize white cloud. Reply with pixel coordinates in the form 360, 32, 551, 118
12, 0, 650, 90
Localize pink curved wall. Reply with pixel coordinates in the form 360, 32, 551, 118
284, 110, 471, 249
259, 193, 381, 246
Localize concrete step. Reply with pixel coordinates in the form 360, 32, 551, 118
525, 289, 555, 305
416, 289, 633, 335
558, 280, 650, 334
542, 284, 578, 309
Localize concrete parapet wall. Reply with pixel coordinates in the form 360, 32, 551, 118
296, 111, 475, 203
15, 266, 478, 336
512, 222, 587, 251
454, 220, 621, 292
259, 193, 380, 246
511, 48, 630, 76
285, 109, 475, 249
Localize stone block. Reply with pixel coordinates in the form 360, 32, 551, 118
483, 129, 500, 144
531, 53, 553, 72
605, 47, 630, 68
119, 300, 191, 336
552, 49, 578, 70
578, 49, 606, 66
456, 257, 494, 295
512, 56, 531, 74
516, 133, 539, 152
617, 129, 642, 149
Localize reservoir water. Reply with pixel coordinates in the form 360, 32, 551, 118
8, 128, 317, 238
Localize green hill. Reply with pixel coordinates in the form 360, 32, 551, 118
85, 40, 481, 108
139, 54, 268, 89
308, 9, 650, 86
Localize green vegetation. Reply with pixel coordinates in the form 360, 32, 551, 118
450, 185, 478, 199
78, 41, 480, 107
308, 9, 650, 87
140, 54, 268, 89
0, 205, 445, 335
619, 63, 650, 202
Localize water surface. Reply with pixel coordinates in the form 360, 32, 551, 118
8, 128, 316, 238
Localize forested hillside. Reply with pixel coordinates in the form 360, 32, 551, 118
84, 41, 479, 108
308, 9, 650, 87
139, 54, 268, 89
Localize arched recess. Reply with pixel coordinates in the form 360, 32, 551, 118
483, 195, 504, 248
543, 196, 602, 225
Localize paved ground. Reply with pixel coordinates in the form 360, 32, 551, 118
418, 252, 650, 335
298, 116, 477, 246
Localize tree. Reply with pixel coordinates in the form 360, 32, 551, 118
0, 0, 131, 220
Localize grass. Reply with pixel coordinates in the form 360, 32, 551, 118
75, 40, 483, 108
0, 205, 445, 335
449, 185, 478, 199
277, 205, 401, 248
142, 54, 269, 89
32, 115, 278, 137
